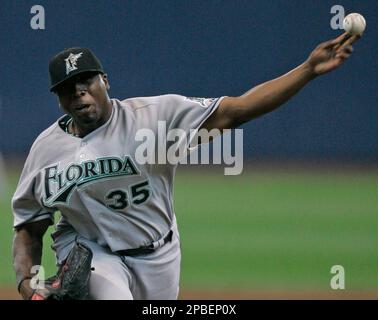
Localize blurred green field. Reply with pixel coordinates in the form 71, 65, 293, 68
1, 165, 378, 294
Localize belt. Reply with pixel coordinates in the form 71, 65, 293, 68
116, 230, 173, 257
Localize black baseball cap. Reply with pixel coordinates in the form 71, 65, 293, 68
49, 47, 104, 92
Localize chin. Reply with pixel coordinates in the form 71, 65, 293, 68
76, 113, 99, 126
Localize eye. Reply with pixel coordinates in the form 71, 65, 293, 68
56, 85, 70, 95
85, 76, 95, 84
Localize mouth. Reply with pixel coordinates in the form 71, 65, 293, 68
75, 104, 91, 111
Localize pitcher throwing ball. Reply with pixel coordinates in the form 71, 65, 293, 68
12, 32, 359, 299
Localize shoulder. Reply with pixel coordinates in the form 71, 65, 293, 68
24, 117, 64, 169
116, 94, 187, 111
30, 119, 62, 152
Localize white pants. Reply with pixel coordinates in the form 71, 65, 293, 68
53, 226, 181, 300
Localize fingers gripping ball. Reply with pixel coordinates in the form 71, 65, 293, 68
343, 13, 366, 36
31, 240, 93, 300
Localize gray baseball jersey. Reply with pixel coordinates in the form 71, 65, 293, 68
12, 94, 224, 256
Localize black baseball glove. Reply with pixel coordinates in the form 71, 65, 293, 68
31, 240, 93, 300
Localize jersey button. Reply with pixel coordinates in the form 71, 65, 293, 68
79, 153, 86, 160
81, 142, 87, 147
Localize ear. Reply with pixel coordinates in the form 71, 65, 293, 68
56, 96, 62, 108
56, 97, 68, 114
101, 74, 110, 90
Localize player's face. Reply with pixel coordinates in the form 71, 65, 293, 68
55, 72, 112, 130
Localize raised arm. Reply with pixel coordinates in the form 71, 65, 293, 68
202, 33, 360, 131
13, 219, 51, 299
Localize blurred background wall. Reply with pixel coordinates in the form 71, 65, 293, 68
1, 0, 377, 300
0, 0, 377, 161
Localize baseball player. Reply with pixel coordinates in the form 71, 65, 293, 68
13, 32, 359, 300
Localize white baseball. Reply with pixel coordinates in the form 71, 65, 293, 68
343, 13, 366, 35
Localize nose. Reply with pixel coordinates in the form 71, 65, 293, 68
73, 82, 88, 97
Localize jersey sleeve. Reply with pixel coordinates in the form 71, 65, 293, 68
161, 95, 225, 132
12, 147, 54, 229
156, 94, 226, 149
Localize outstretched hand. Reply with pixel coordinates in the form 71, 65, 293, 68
306, 32, 360, 76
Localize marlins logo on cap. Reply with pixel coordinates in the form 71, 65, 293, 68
65, 52, 83, 75
49, 47, 104, 92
